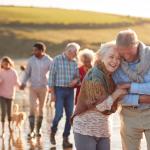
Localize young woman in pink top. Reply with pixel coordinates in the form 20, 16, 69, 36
0, 56, 20, 136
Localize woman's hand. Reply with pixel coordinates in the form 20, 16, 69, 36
111, 88, 128, 101
117, 83, 131, 90
51, 93, 56, 102
20, 84, 26, 90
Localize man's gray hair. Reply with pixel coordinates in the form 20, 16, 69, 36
65, 42, 80, 53
116, 29, 139, 47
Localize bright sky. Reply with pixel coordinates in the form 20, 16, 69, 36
1, 0, 150, 18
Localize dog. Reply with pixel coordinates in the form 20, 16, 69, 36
11, 104, 26, 130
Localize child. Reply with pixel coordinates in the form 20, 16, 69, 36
0, 56, 20, 136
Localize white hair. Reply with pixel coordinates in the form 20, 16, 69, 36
65, 42, 80, 53
95, 41, 116, 61
78, 48, 95, 65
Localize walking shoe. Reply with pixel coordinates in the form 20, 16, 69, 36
28, 132, 35, 139
50, 132, 56, 145
35, 132, 41, 137
63, 137, 73, 148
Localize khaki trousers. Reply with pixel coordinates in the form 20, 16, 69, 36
120, 107, 150, 150
29, 87, 48, 116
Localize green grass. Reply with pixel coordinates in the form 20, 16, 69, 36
0, 6, 144, 25
0, 6, 150, 58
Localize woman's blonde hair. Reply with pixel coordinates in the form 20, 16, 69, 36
78, 48, 95, 66
95, 41, 116, 63
1, 56, 14, 68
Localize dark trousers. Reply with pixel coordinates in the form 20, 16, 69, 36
74, 132, 110, 150
51, 87, 74, 137
0, 96, 12, 122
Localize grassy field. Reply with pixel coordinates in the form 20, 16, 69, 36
0, 6, 150, 58
0, 6, 143, 24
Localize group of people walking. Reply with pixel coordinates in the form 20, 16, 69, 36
0, 29, 150, 150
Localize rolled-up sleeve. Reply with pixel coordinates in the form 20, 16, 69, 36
130, 82, 150, 95
22, 61, 31, 85
120, 94, 140, 106
75, 64, 80, 78
113, 70, 140, 106
48, 60, 56, 88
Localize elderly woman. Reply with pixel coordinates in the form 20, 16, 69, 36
75, 49, 95, 105
72, 41, 127, 150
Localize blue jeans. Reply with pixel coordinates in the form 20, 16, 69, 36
74, 132, 110, 150
51, 87, 74, 137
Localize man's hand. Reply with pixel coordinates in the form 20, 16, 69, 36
69, 79, 79, 87
139, 95, 150, 104
51, 93, 56, 102
49, 87, 56, 102
117, 83, 131, 90
20, 84, 26, 90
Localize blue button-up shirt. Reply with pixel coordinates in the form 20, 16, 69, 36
22, 54, 52, 88
48, 53, 79, 87
113, 60, 150, 109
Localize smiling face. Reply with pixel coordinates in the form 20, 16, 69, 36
117, 44, 139, 62
101, 47, 120, 73
67, 49, 77, 60
116, 29, 139, 62
33, 47, 44, 58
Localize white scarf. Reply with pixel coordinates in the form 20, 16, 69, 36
121, 42, 150, 83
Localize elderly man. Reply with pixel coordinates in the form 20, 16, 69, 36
113, 29, 150, 150
48, 42, 80, 148
20, 42, 52, 138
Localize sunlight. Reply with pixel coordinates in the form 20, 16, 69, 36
1, 0, 150, 17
